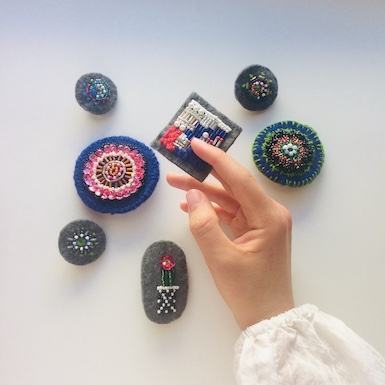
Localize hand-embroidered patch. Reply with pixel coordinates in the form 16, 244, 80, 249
151, 92, 243, 182
75, 73, 118, 115
235, 65, 278, 111
252, 121, 325, 187
74, 136, 159, 214
141, 241, 188, 324
58, 219, 106, 265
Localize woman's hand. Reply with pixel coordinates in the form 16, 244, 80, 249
166, 139, 294, 330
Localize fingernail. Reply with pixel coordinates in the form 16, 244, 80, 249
186, 189, 202, 211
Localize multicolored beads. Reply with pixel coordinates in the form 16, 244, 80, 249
75, 73, 118, 115
141, 241, 188, 324
157, 255, 179, 315
84, 78, 110, 105
151, 92, 243, 182
83, 143, 145, 201
235, 65, 278, 111
252, 121, 325, 187
58, 220, 106, 265
74, 136, 159, 214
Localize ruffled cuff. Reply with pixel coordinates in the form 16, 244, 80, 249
234, 304, 385, 385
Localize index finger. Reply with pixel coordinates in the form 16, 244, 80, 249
190, 138, 275, 223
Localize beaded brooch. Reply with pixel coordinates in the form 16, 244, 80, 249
235, 65, 278, 111
141, 241, 188, 324
151, 92, 243, 182
157, 255, 179, 315
252, 121, 325, 187
75, 73, 118, 115
58, 219, 106, 265
74, 136, 159, 214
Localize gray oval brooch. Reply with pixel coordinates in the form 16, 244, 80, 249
141, 241, 188, 324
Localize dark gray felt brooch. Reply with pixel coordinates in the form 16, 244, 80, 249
141, 241, 188, 324
235, 64, 278, 111
58, 219, 106, 265
75, 73, 118, 115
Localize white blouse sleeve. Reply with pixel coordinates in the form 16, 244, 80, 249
234, 304, 385, 385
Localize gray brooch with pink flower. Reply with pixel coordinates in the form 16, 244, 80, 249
141, 241, 188, 324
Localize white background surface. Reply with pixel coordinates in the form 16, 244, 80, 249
1, 1, 385, 384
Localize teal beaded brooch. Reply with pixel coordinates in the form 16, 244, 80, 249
252, 121, 325, 187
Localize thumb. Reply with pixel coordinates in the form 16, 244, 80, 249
186, 189, 231, 259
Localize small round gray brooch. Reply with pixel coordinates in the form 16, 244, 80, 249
58, 219, 106, 265
235, 64, 278, 111
75, 73, 118, 115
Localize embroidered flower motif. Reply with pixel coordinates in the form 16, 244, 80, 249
252, 121, 325, 187
160, 255, 176, 270
83, 143, 145, 201
67, 227, 98, 255
266, 131, 313, 174
157, 255, 178, 315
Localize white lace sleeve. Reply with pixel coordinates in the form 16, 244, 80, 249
234, 304, 385, 385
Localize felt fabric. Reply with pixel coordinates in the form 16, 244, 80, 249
252, 121, 325, 187
75, 73, 118, 115
141, 241, 188, 324
234, 64, 278, 111
58, 219, 106, 265
151, 92, 243, 182
74, 136, 159, 214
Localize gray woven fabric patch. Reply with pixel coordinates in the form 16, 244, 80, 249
151, 92, 242, 182
141, 241, 188, 324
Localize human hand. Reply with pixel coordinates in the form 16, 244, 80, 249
166, 139, 294, 330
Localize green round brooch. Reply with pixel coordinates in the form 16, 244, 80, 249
252, 121, 325, 187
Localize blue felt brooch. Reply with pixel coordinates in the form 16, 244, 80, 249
252, 121, 325, 187
74, 136, 159, 214
151, 92, 243, 182
75, 73, 118, 115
